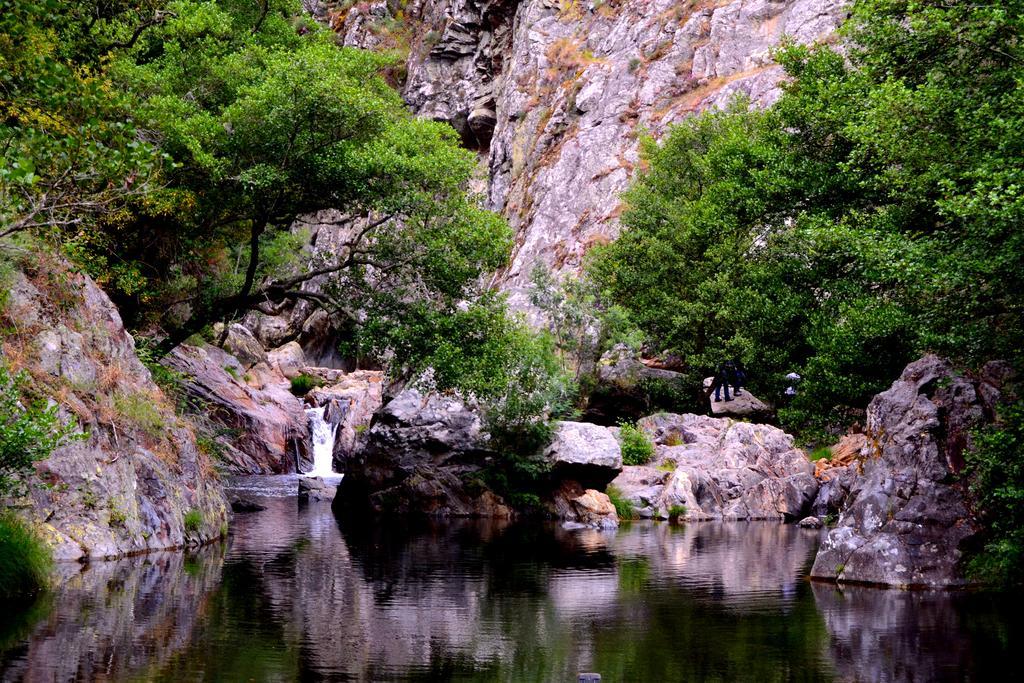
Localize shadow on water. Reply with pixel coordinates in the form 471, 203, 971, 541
1, 490, 1021, 682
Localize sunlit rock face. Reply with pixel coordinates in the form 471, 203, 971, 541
332, 0, 847, 310
610, 412, 818, 521
4, 259, 227, 560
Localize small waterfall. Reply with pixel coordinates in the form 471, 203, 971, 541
303, 406, 340, 477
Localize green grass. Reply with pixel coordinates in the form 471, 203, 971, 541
668, 504, 687, 522
620, 423, 655, 466
183, 509, 203, 534
114, 392, 166, 438
289, 374, 319, 396
0, 513, 52, 600
809, 445, 833, 461
607, 485, 637, 520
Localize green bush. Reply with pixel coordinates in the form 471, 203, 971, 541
809, 446, 832, 462
607, 485, 636, 520
668, 504, 687, 521
0, 364, 81, 497
289, 374, 319, 396
620, 423, 655, 466
0, 512, 52, 599
965, 400, 1024, 585
183, 509, 203, 534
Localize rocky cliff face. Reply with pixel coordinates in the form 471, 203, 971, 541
810, 356, 1003, 588
333, 0, 846, 308
1, 255, 227, 560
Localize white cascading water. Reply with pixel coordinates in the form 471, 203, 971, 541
303, 406, 340, 477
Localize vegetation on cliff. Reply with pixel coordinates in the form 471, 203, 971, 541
592, 0, 1023, 433
1, 0, 567, 460
592, 0, 1024, 579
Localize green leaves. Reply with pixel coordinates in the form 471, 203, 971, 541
592, 0, 1024, 435
0, 365, 83, 498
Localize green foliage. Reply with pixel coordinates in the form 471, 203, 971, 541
591, 0, 1024, 434
183, 509, 203, 533
113, 392, 165, 438
965, 401, 1024, 585
619, 423, 654, 466
809, 446, 832, 462
289, 374, 319, 396
607, 485, 636, 520
0, 512, 52, 600
667, 504, 686, 521
0, 364, 81, 497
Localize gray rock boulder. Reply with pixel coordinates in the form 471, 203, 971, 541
336, 389, 512, 518
703, 376, 772, 418
544, 421, 623, 489
810, 355, 995, 588
299, 476, 336, 502
609, 413, 816, 521
212, 322, 267, 369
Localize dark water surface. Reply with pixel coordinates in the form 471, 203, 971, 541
1, 475, 1020, 682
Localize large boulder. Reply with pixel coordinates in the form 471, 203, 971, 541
583, 344, 688, 424
4, 258, 227, 560
165, 344, 310, 473
609, 413, 817, 521
810, 355, 997, 588
335, 389, 512, 518
703, 376, 772, 419
211, 322, 267, 369
544, 421, 622, 489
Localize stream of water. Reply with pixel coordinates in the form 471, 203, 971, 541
303, 407, 341, 478
1, 477, 1020, 681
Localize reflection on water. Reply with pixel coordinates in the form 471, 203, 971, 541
1, 477, 1020, 682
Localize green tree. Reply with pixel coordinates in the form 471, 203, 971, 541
592, 0, 1024, 433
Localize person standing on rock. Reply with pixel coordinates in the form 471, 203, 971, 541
712, 360, 745, 403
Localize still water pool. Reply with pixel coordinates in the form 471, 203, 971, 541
1, 476, 1020, 681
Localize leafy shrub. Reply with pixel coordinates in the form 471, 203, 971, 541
607, 485, 636, 520
183, 509, 203, 534
809, 445, 832, 462
620, 423, 654, 466
289, 374, 319, 396
0, 512, 52, 599
0, 364, 81, 497
965, 400, 1024, 585
667, 504, 687, 521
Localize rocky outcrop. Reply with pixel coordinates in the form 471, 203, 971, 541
549, 479, 618, 529
583, 344, 687, 423
609, 412, 817, 521
704, 376, 772, 419
299, 476, 337, 502
165, 344, 311, 474
335, 389, 513, 517
332, 0, 846, 311
810, 355, 998, 588
544, 420, 622, 488
2, 257, 227, 560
